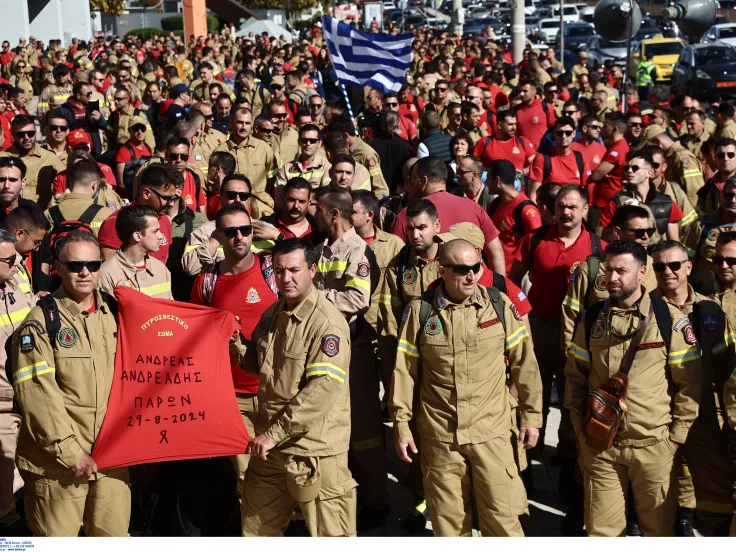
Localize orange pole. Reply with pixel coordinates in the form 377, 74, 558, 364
183, 0, 208, 44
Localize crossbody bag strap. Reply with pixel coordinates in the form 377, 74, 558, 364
619, 301, 654, 376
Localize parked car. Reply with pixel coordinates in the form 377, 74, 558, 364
586, 35, 628, 65
630, 37, 684, 81
556, 22, 595, 51
701, 23, 736, 46
524, 0, 539, 16
551, 5, 581, 22
538, 18, 561, 42
671, 42, 736, 101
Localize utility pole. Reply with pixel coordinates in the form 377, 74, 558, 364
511, 0, 525, 63
451, 0, 463, 37
559, 0, 565, 67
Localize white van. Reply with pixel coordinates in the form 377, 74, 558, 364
551, 5, 581, 22
539, 18, 561, 41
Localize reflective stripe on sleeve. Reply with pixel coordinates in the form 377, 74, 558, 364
668, 346, 699, 365
305, 362, 346, 383
345, 278, 371, 292
505, 326, 528, 350
13, 361, 55, 384
316, 261, 348, 272
397, 339, 419, 357
570, 343, 590, 363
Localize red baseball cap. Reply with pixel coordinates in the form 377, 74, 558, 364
67, 129, 91, 148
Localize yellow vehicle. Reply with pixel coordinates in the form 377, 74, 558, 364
630, 37, 685, 82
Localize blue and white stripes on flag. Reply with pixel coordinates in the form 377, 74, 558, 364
322, 15, 414, 94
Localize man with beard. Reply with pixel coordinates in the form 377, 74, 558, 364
695, 138, 736, 214
275, 124, 330, 196
268, 99, 300, 164
473, 109, 535, 176
625, 112, 644, 149
644, 145, 696, 233
565, 240, 701, 536
650, 240, 735, 536
191, 201, 278, 501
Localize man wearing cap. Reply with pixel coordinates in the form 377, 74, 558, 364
112, 114, 153, 192
638, 124, 704, 208
105, 90, 155, 153
37, 64, 73, 121
166, 84, 191, 128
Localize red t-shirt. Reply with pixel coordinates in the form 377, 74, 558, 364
591, 138, 629, 208
98, 205, 172, 263
529, 150, 590, 186
490, 193, 543, 274
114, 141, 152, 164
515, 225, 606, 320
392, 191, 500, 245
476, 269, 532, 316
598, 192, 684, 229
398, 96, 426, 124
489, 84, 509, 111
473, 135, 534, 171
572, 141, 607, 179
183, 170, 207, 210
53, 164, 117, 196
515, 98, 556, 150
190, 261, 278, 395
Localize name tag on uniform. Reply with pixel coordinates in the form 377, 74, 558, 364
638, 341, 665, 350
479, 319, 500, 329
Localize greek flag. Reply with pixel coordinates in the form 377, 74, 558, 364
322, 15, 414, 93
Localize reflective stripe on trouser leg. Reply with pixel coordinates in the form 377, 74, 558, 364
348, 341, 388, 510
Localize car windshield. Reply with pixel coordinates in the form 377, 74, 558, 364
541, 21, 560, 28
599, 39, 624, 49
568, 27, 593, 36
695, 46, 736, 65
719, 27, 736, 39
645, 42, 683, 56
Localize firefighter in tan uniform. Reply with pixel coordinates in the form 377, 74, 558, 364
270, 101, 300, 165
351, 136, 390, 200
0, 229, 35, 529
98, 205, 172, 300
391, 238, 543, 536
230, 238, 357, 537
213, 108, 278, 219
11, 231, 130, 536
37, 65, 73, 121
562, 205, 659, 349
565, 240, 702, 537
311, 187, 389, 523
275, 124, 331, 192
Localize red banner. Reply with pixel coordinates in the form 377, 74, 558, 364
93, 287, 250, 470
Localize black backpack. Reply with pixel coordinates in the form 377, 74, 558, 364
418, 285, 506, 337
488, 196, 537, 236
121, 143, 153, 199
541, 150, 585, 184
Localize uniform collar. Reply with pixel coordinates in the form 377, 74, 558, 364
294, 152, 326, 169
324, 226, 358, 254
115, 249, 153, 275
283, 285, 319, 322
228, 137, 255, 150
58, 192, 93, 203
434, 282, 483, 310
608, 286, 651, 317
54, 287, 109, 320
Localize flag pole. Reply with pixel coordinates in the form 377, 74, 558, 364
338, 81, 359, 134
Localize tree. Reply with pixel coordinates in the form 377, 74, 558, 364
89, 0, 126, 15
237, 0, 320, 10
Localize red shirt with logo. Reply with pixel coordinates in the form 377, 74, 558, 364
515, 98, 556, 149
591, 138, 629, 208
398, 95, 427, 124
529, 149, 590, 186
183, 170, 207, 210
476, 269, 532, 316
490, 192, 543, 273
98, 204, 172, 263
572, 140, 607, 179
53, 164, 117, 196
473, 135, 534, 170
514, 225, 606, 320
190, 261, 278, 395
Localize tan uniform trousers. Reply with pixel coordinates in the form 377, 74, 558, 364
530, 313, 575, 459
349, 336, 389, 510
578, 437, 677, 536
0, 410, 22, 523
229, 393, 258, 501
420, 434, 527, 537
242, 450, 357, 536
22, 467, 131, 536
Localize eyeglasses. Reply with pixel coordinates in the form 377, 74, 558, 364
16, 65, 25, 70
14, 130, 34, 138
131, 125, 147, 133
272, 113, 288, 119
562, 110, 577, 116
50, 124, 68, 132
717, 151, 736, 160
0, 254, 15, 268
257, 126, 273, 134
224, 190, 251, 201
652, 260, 688, 273
384, 102, 399, 107
83, 91, 94, 98
545, 89, 558, 94
222, 225, 253, 238
149, 188, 178, 204
168, 152, 189, 161
623, 227, 655, 239
300, 137, 319, 145
455, 168, 476, 175
629, 122, 643, 128
271, 85, 283, 91
651, 162, 661, 170
465, 96, 481, 101
443, 262, 481, 276
712, 256, 736, 267
623, 164, 645, 173
309, 103, 323, 110
114, 96, 129, 102
204, 113, 214, 120
555, 130, 574, 137
60, 260, 102, 273
436, 87, 448, 92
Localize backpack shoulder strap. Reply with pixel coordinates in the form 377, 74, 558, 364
99, 290, 118, 322
517, 136, 526, 151
649, 292, 673, 351
542, 153, 551, 182
48, 205, 65, 228
78, 203, 104, 225
584, 300, 607, 350
573, 150, 585, 179
124, 141, 136, 160
38, 294, 62, 348
201, 262, 220, 305
512, 199, 536, 235
589, 231, 603, 257
259, 255, 279, 297
585, 254, 601, 304
396, 243, 411, 280
417, 288, 435, 345
364, 245, 381, 296
187, 167, 201, 200
487, 196, 502, 218
491, 272, 506, 296
529, 224, 550, 266
482, 135, 492, 153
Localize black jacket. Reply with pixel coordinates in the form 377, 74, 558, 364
368, 132, 412, 194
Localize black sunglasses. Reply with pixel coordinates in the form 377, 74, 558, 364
272, 113, 288, 119
131, 125, 147, 133
224, 190, 250, 201
555, 130, 574, 137
300, 137, 319, 144
623, 164, 644, 173
723, 191, 736, 202
652, 260, 688, 273
443, 262, 481, 276
149, 188, 178, 204
713, 256, 736, 267
168, 152, 189, 161
271, 85, 283, 91
623, 227, 655, 239
717, 151, 736, 160
309, 103, 323, 109
204, 114, 214, 120
258, 127, 273, 134
61, 260, 102, 273
629, 122, 643, 128
651, 162, 661, 170
0, 254, 15, 267
223, 225, 253, 238
14, 130, 34, 138
562, 110, 577, 116
384, 102, 399, 107
50, 124, 68, 132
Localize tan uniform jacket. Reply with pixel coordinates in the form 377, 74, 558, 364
681, 131, 711, 161
562, 254, 658, 350
312, 227, 372, 326
37, 84, 72, 118
9, 75, 33, 108
230, 286, 352, 456
0, 279, 35, 403
181, 220, 220, 277
12, 288, 117, 478
271, 125, 300, 168
213, 138, 278, 219
564, 290, 702, 446
350, 138, 390, 200
44, 192, 114, 237
98, 251, 173, 300
366, 227, 404, 329
105, 106, 155, 152
390, 284, 543, 444
665, 143, 705, 208
658, 179, 697, 232
0, 145, 65, 207
245, 85, 271, 119
276, 152, 331, 189
717, 119, 736, 142
192, 128, 227, 175
42, 144, 67, 166
683, 212, 736, 292
715, 289, 736, 430
192, 80, 235, 105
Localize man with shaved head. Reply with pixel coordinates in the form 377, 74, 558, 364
390, 237, 543, 536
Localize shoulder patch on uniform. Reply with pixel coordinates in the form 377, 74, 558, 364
368, 158, 377, 168
479, 318, 501, 329
702, 314, 718, 332
107, 201, 118, 212
425, 316, 442, 335
403, 267, 417, 285
682, 158, 691, 169
682, 322, 697, 345
322, 334, 340, 357
569, 260, 581, 281
357, 262, 370, 278
20, 320, 45, 335
510, 304, 523, 321
673, 317, 690, 332
57, 327, 78, 348
400, 311, 409, 326
591, 319, 606, 338
19, 334, 34, 353
518, 291, 527, 302
594, 275, 607, 291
